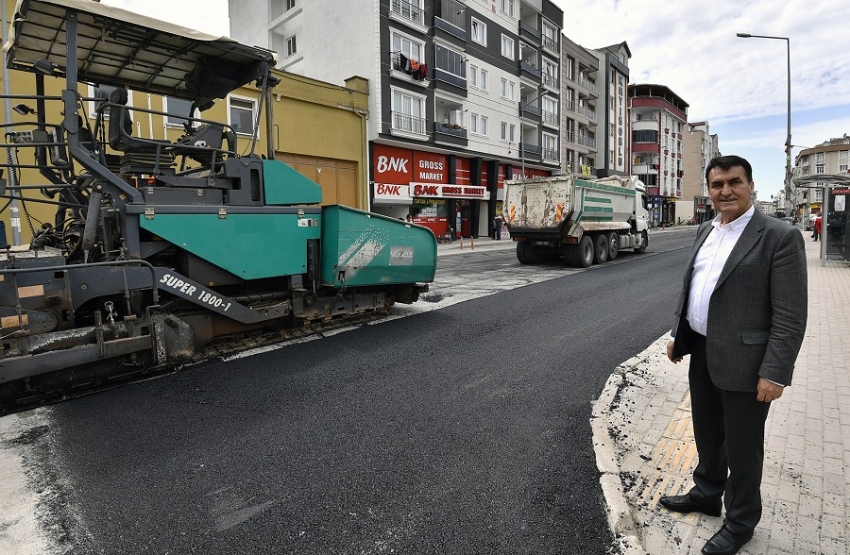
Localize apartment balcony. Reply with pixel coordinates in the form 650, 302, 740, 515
542, 73, 559, 90
542, 110, 558, 128
543, 148, 559, 163
577, 105, 596, 122
565, 131, 576, 143
578, 135, 596, 148
520, 142, 542, 159
433, 68, 467, 96
565, 100, 576, 113
391, 111, 427, 138
433, 122, 468, 146
565, 163, 595, 176
433, 0, 466, 42
519, 102, 541, 122
518, 20, 541, 45
542, 35, 558, 55
519, 60, 541, 81
577, 77, 597, 96
389, 0, 426, 32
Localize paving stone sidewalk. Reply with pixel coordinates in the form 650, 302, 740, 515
593, 233, 850, 555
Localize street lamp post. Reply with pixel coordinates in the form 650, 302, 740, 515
736, 33, 792, 217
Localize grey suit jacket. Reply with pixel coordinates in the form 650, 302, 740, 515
671, 209, 808, 391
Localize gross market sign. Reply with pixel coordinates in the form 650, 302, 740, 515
411, 183, 490, 200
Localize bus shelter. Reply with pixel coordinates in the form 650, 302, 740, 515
792, 172, 850, 264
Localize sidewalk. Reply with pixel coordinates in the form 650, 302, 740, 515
593, 233, 850, 554
435, 235, 516, 256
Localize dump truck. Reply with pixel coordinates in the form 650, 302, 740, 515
503, 174, 650, 267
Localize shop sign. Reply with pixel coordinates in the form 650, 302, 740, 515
511, 168, 548, 180
411, 183, 490, 200
373, 182, 412, 204
413, 151, 448, 183
832, 189, 850, 195
373, 144, 413, 183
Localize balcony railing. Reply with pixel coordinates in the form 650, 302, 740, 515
433, 68, 466, 90
519, 102, 541, 118
578, 105, 596, 121
542, 73, 559, 89
542, 35, 558, 53
520, 143, 542, 157
543, 148, 559, 162
519, 60, 541, 80
565, 164, 596, 176
390, 0, 424, 26
577, 135, 596, 148
434, 121, 467, 138
518, 20, 541, 43
577, 77, 597, 95
565, 131, 575, 143
392, 111, 427, 135
565, 100, 576, 113
542, 110, 558, 126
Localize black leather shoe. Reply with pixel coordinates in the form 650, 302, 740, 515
702, 525, 754, 555
659, 493, 722, 517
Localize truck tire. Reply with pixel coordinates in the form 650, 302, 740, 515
594, 234, 609, 264
517, 242, 541, 264
607, 232, 619, 260
570, 236, 594, 268
634, 230, 648, 254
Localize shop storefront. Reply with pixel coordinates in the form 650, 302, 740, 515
371, 144, 499, 238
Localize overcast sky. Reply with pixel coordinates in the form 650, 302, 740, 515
104, 0, 849, 202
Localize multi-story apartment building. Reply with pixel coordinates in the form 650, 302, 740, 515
561, 36, 598, 176
682, 121, 721, 224
628, 83, 689, 226
592, 42, 630, 177
793, 135, 850, 224
229, 0, 563, 239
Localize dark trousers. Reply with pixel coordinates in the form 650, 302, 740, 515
688, 333, 771, 534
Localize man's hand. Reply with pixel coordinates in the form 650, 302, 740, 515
756, 377, 784, 402
666, 340, 683, 363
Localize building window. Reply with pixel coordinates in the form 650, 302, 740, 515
500, 78, 507, 98
816, 165, 825, 174
542, 21, 556, 50
816, 152, 825, 164
469, 65, 477, 87
479, 69, 488, 91
286, 0, 295, 9
286, 35, 297, 57
501, 122, 515, 142
392, 31, 423, 62
470, 113, 478, 134
508, 81, 515, 101
89, 84, 130, 120
500, 0, 515, 17
229, 96, 256, 135
471, 18, 486, 45
500, 35, 514, 60
841, 164, 848, 172
435, 44, 466, 78
480, 116, 488, 137
392, 89, 425, 135
165, 96, 195, 127
543, 133, 558, 161
840, 150, 849, 160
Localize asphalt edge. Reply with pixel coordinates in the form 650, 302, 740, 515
592, 342, 671, 555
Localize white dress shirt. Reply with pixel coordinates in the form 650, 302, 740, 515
686, 205, 755, 336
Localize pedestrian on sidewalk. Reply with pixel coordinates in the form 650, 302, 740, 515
663, 155, 808, 555
494, 214, 503, 240
813, 215, 822, 241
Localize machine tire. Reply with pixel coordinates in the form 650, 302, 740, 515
607, 232, 619, 261
593, 234, 609, 264
634, 230, 648, 254
571, 236, 594, 268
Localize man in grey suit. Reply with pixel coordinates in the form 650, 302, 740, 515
661, 155, 807, 555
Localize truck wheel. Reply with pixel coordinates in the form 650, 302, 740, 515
634, 230, 648, 254
517, 242, 530, 264
594, 234, 609, 264
571, 236, 594, 268
517, 242, 540, 264
607, 232, 619, 260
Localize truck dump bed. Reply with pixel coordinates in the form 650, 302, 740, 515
504, 175, 639, 234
